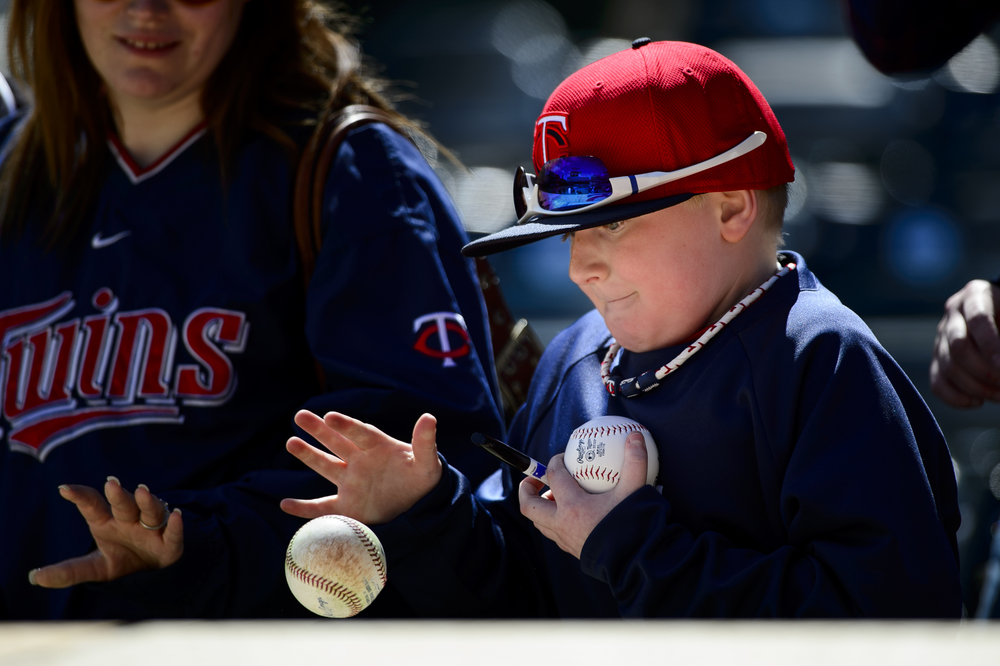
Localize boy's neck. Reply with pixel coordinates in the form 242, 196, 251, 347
703, 246, 782, 329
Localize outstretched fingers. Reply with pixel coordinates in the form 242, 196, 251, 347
293, 409, 358, 460
58, 484, 113, 526
39, 479, 111, 587
280, 496, 340, 520
30, 549, 108, 589
162, 508, 184, 554
104, 476, 141, 523
279, 444, 344, 518
322, 411, 392, 452
411, 413, 439, 465
134, 483, 169, 530
285, 412, 445, 524
286, 435, 347, 483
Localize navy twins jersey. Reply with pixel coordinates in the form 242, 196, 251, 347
0, 117, 505, 619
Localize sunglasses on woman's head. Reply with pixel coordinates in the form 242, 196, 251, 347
513, 131, 767, 225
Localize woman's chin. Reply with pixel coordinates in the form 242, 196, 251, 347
109, 70, 189, 106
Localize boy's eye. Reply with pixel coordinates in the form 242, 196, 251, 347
606, 220, 624, 231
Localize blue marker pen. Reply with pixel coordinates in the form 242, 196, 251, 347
471, 432, 549, 485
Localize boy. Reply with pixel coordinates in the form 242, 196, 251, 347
281, 40, 962, 617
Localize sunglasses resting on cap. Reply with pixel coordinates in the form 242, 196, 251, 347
513, 130, 767, 225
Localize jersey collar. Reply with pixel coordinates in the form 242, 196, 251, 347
107, 120, 209, 185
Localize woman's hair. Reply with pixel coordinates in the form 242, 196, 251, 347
0, 0, 415, 245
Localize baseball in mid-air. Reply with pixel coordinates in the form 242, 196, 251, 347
284, 515, 387, 618
563, 415, 659, 493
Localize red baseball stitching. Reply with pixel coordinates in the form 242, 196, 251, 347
342, 517, 388, 586
285, 541, 363, 615
570, 421, 645, 440
574, 466, 620, 486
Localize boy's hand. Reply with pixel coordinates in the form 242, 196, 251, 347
518, 432, 648, 559
930, 279, 1000, 408
280, 410, 443, 526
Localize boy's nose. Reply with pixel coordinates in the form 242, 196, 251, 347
568, 229, 608, 286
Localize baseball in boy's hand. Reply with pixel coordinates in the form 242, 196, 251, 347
563, 416, 659, 493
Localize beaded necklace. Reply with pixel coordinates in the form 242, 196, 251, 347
600, 263, 796, 398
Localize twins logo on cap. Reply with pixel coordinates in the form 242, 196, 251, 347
533, 112, 570, 167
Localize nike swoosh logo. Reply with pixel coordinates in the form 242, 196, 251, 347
91, 231, 132, 249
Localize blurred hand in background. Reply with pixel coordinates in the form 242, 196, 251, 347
930, 280, 1000, 408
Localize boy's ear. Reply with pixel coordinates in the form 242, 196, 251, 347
716, 190, 758, 243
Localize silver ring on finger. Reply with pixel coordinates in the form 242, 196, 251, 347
139, 500, 170, 530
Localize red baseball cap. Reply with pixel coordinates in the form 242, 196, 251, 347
462, 39, 795, 257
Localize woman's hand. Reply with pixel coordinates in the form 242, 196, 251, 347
29, 478, 183, 588
280, 410, 443, 526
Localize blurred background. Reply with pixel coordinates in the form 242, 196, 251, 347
2, 0, 999, 615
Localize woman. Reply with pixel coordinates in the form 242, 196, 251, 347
0, 0, 504, 619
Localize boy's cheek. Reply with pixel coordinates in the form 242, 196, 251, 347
576, 284, 602, 310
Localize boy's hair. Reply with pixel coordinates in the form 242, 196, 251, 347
758, 184, 789, 246
463, 40, 796, 257
684, 182, 787, 247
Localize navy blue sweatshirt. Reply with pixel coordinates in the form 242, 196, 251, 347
377, 253, 962, 618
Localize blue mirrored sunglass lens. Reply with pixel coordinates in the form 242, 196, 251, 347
537, 156, 613, 212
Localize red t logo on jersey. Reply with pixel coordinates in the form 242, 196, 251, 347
412, 312, 471, 368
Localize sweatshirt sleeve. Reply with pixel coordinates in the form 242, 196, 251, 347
300, 123, 505, 485
370, 406, 559, 618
